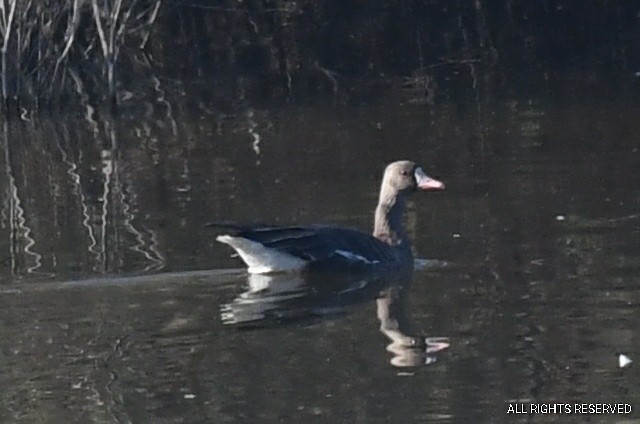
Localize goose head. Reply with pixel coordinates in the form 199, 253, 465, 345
380, 160, 445, 197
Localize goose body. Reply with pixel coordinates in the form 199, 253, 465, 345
214, 161, 444, 274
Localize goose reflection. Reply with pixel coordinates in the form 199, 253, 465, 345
376, 283, 450, 367
220, 272, 449, 367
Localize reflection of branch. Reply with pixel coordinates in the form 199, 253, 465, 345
145, 226, 164, 271
139, 52, 177, 135
120, 177, 165, 271
0, 173, 7, 229
246, 111, 261, 164
98, 121, 117, 272
313, 61, 339, 98
100, 118, 165, 273
2, 119, 41, 274
3, 120, 17, 273
54, 124, 100, 263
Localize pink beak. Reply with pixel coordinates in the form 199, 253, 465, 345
415, 167, 445, 191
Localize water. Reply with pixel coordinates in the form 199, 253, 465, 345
1, 90, 639, 422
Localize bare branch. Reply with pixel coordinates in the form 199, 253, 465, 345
2, 0, 17, 50
115, 0, 139, 55
0, 0, 6, 36
139, 0, 161, 49
91, 0, 108, 58
53, 0, 82, 81
109, 0, 123, 54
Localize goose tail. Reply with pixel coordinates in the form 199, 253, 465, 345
216, 235, 307, 274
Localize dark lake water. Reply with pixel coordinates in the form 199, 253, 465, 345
1, 84, 639, 422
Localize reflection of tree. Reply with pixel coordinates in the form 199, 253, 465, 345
94, 116, 167, 273
0, 116, 180, 278
54, 122, 101, 265
1, 119, 41, 274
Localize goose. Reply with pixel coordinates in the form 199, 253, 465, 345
212, 160, 444, 274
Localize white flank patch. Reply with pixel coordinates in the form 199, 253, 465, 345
216, 235, 307, 274
618, 354, 632, 368
334, 249, 379, 264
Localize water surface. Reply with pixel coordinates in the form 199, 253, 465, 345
0, 89, 639, 423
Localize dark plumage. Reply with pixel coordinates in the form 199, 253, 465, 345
213, 161, 444, 274
209, 224, 401, 272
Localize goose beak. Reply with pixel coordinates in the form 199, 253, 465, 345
415, 167, 445, 191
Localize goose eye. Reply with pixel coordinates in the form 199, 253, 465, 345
400, 170, 410, 176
